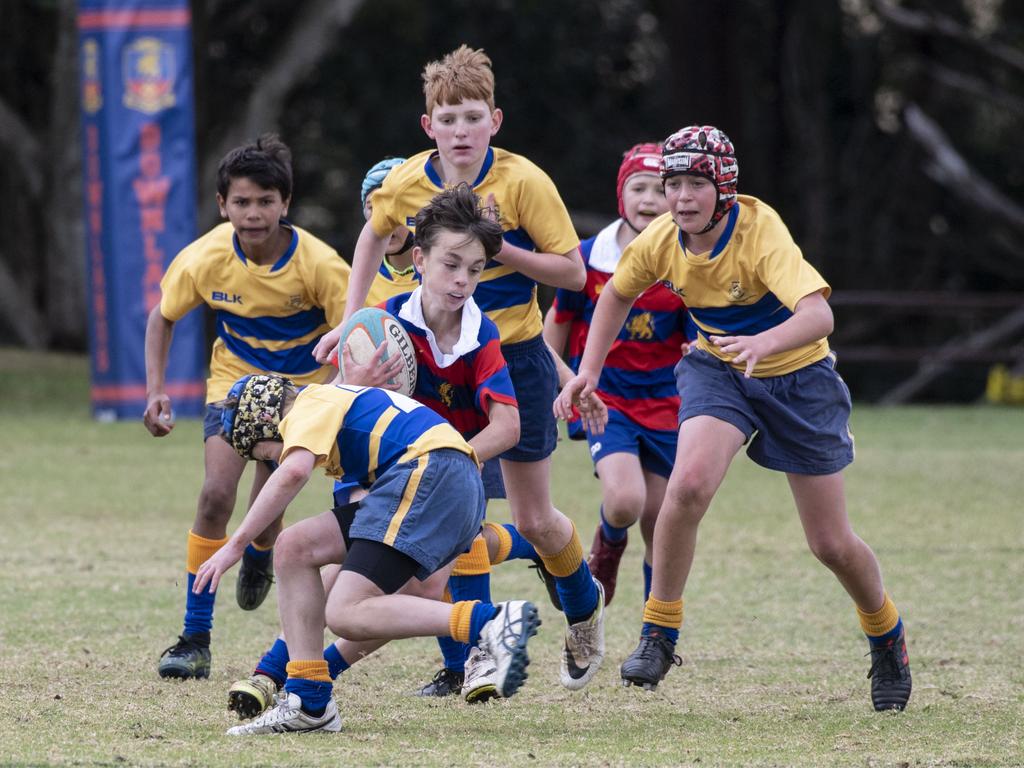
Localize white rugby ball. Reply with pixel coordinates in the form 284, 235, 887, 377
336, 307, 418, 396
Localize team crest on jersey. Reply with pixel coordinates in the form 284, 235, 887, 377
728, 281, 747, 301
594, 283, 604, 295
122, 38, 176, 114
626, 312, 655, 340
437, 381, 454, 408
287, 295, 304, 309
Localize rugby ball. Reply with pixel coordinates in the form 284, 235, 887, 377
336, 307, 418, 396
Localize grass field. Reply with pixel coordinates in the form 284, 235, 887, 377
0, 348, 1022, 767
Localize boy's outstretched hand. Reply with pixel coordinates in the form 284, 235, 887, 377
192, 540, 246, 595
554, 372, 609, 432
575, 389, 608, 436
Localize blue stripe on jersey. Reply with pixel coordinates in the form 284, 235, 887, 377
424, 148, 495, 189
335, 388, 449, 482
232, 225, 299, 272
473, 272, 535, 313
218, 327, 322, 375
502, 227, 536, 252
598, 366, 680, 399
218, 307, 328, 341
689, 291, 793, 336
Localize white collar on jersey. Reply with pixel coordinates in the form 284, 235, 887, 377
587, 219, 626, 273
397, 286, 482, 369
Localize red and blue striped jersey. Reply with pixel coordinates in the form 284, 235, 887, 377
383, 290, 518, 441
552, 220, 692, 434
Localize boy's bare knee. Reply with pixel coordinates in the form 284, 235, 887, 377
602, 490, 645, 524
513, 515, 555, 545
808, 535, 852, 570
663, 477, 714, 524
273, 527, 313, 570
326, 600, 369, 640
196, 485, 234, 526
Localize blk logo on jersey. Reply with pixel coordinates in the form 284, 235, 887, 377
661, 280, 685, 299
212, 291, 243, 304
728, 281, 747, 301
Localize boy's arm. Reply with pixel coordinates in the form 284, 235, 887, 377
710, 289, 833, 378
311, 221, 390, 363
192, 447, 317, 594
542, 306, 571, 374
470, 401, 520, 462
494, 242, 585, 291
143, 305, 176, 436
554, 281, 633, 420
544, 312, 608, 434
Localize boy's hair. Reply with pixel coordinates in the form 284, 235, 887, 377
216, 133, 293, 201
422, 45, 495, 114
216, 374, 297, 459
414, 183, 503, 259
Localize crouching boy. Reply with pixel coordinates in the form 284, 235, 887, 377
193, 374, 539, 734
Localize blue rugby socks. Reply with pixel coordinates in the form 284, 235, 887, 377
539, 523, 599, 624
183, 530, 227, 637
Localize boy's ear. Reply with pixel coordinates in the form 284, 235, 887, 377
216, 193, 227, 219
490, 107, 503, 136
281, 195, 290, 217
411, 245, 426, 271
420, 113, 434, 140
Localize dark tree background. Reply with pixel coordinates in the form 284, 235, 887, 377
2, 0, 1023, 401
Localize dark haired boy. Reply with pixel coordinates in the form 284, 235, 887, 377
315, 44, 606, 693
144, 133, 351, 680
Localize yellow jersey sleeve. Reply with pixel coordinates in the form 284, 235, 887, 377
609, 214, 677, 300
159, 245, 206, 322
752, 211, 830, 309
503, 158, 579, 256
279, 386, 347, 473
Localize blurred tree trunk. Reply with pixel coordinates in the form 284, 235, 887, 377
777, 0, 836, 272
195, 0, 367, 230
46, 0, 86, 348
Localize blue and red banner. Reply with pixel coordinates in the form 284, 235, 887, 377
77, 0, 205, 419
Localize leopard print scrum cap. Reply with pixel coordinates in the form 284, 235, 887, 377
220, 374, 290, 458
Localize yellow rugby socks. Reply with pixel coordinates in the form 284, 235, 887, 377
183, 530, 228, 637
439, 536, 492, 671
642, 596, 683, 644
539, 523, 599, 624
858, 593, 903, 645
284, 660, 331, 716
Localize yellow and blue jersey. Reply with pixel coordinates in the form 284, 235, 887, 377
365, 257, 420, 307
278, 383, 477, 485
369, 147, 579, 345
160, 222, 350, 402
611, 196, 831, 377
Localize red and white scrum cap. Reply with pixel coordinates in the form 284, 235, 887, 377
616, 142, 663, 219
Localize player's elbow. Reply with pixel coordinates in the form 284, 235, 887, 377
492, 408, 520, 454
502, 413, 521, 452
566, 262, 586, 292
